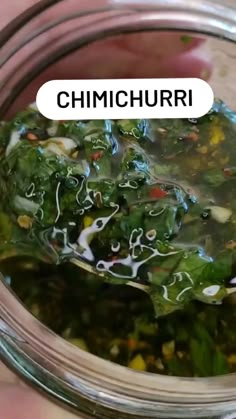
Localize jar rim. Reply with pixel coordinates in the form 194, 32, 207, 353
1, 0, 236, 51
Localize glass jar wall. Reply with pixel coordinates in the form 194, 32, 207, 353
0, 1, 236, 417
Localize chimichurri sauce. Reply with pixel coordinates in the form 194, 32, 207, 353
0, 99, 236, 377
2, 258, 236, 377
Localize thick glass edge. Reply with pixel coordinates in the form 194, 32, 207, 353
0, 0, 62, 45
1, 4, 236, 118
1, 0, 236, 47
1, 277, 236, 418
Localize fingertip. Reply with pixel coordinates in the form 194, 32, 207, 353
0, 384, 76, 419
106, 32, 206, 59
154, 49, 213, 80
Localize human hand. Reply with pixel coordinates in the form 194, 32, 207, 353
1, 0, 212, 116
0, 1, 212, 418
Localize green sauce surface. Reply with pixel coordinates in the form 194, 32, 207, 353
1, 100, 236, 376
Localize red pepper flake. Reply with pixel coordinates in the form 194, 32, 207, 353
27, 132, 38, 141
127, 338, 137, 351
149, 187, 167, 199
91, 151, 103, 161
223, 167, 233, 177
50, 239, 60, 249
186, 131, 199, 142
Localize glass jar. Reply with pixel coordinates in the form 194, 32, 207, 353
0, 0, 236, 417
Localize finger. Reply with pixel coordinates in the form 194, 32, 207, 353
0, 362, 21, 385
127, 48, 212, 79
1, 2, 210, 118
38, 34, 209, 79
6, 37, 211, 117
104, 32, 204, 59
0, 384, 78, 419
